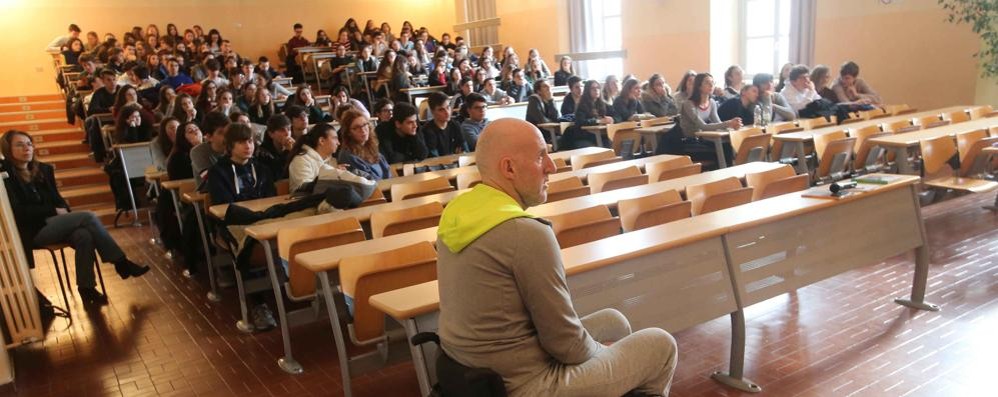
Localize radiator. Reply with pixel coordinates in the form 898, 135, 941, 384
0, 172, 43, 347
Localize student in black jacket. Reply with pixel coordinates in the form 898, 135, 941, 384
525, 79, 560, 127
378, 102, 429, 163
1, 130, 149, 307
87, 69, 118, 116
560, 76, 583, 116
419, 92, 467, 157
612, 78, 647, 122
505, 68, 533, 103
254, 115, 294, 180
718, 85, 759, 125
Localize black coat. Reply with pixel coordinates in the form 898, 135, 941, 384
2, 162, 68, 268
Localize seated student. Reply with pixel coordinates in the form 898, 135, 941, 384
206, 123, 278, 330
480, 77, 512, 105
213, 89, 237, 116
87, 69, 118, 116
429, 57, 449, 87
567, 79, 613, 149
46, 23, 81, 53
372, 98, 394, 126
718, 85, 759, 125
288, 123, 363, 192
560, 76, 583, 116
255, 114, 295, 181
287, 85, 331, 122
283, 105, 310, 139
677, 73, 742, 162
419, 92, 467, 157
752, 73, 796, 122
526, 79, 560, 129
161, 57, 194, 89
553, 55, 574, 86
168, 121, 201, 181
378, 102, 429, 163
775, 62, 794, 93
111, 84, 141, 118
641, 73, 679, 117
326, 44, 354, 88
235, 82, 257, 114
191, 111, 231, 190
460, 93, 490, 151
601, 75, 621, 121
338, 109, 393, 180
331, 86, 370, 118
152, 117, 179, 171
62, 38, 85, 66
780, 65, 821, 115
171, 93, 201, 125
248, 86, 275, 124
256, 56, 280, 79
810, 65, 838, 103
506, 68, 533, 103
1, 130, 149, 307
613, 77, 647, 122
114, 104, 154, 144
831, 61, 881, 106
718, 65, 744, 100
450, 77, 475, 116
436, 119, 678, 396
153, 86, 177, 123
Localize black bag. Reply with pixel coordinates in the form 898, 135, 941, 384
103, 157, 144, 211
799, 99, 837, 120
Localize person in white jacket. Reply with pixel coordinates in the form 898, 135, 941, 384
287, 123, 374, 194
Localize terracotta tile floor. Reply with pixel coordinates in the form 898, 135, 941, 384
5, 192, 996, 396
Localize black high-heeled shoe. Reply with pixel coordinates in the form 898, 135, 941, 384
114, 259, 150, 279
78, 287, 108, 306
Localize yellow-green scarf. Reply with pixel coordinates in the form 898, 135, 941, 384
438, 184, 535, 253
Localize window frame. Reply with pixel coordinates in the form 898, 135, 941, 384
739, 0, 791, 76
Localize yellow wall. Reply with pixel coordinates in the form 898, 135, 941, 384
494, 0, 569, 70
0, 0, 455, 97
813, 0, 983, 110
622, 1, 711, 88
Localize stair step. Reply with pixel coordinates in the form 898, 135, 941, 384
41, 153, 96, 170
35, 140, 90, 156
0, 101, 64, 113
0, 118, 76, 132
28, 128, 85, 144
71, 204, 147, 227
55, 167, 107, 188
62, 184, 114, 207
0, 109, 66, 122
0, 94, 63, 104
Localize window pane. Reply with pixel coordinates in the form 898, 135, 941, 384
746, 37, 775, 75
778, 0, 792, 35
604, 0, 621, 17
745, 0, 775, 37
777, 35, 789, 71
604, 16, 622, 49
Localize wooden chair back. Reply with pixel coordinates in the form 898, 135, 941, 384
359, 188, 387, 207
642, 116, 673, 126
885, 104, 911, 114
370, 201, 444, 238
571, 149, 617, 170
339, 241, 437, 344
730, 127, 764, 153
945, 110, 971, 124
745, 165, 803, 200
587, 165, 646, 193
853, 132, 891, 171
546, 205, 621, 248
882, 120, 919, 134
456, 171, 482, 190
699, 187, 755, 214
813, 130, 848, 162
617, 190, 689, 232
816, 137, 857, 181
278, 217, 366, 300
390, 176, 454, 200
546, 176, 590, 202
969, 105, 996, 120
957, 133, 998, 177
553, 157, 571, 173
606, 121, 641, 157
915, 115, 949, 129
799, 116, 835, 130
766, 122, 805, 160
919, 135, 958, 177
645, 156, 695, 183
956, 129, 989, 161
686, 177, 743, 215
733, 133, 771, 165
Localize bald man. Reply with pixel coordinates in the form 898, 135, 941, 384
436, 119, 678, 396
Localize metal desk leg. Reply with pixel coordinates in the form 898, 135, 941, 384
895, 147, 914, 175
403, 319, 433, 396
260, 239, 304, 374
318, 272, 355, 397
117, 148, 142, 227
711, 310, 761, 393
191, 203, 221, 302
792, 142, 809, 175
712, 137, 728, 169
594, 131, 604, 148
169, 190, 184, 232
895, 186, 941, 311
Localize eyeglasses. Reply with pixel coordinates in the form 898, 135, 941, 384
12, 142, 33, 149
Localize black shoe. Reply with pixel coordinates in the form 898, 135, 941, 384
78, 287, 108, 306
114, 259, 150, 279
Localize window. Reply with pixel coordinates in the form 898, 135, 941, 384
741, 0, 791, 75
459, 0, 498, 47
579, 0, 623, 80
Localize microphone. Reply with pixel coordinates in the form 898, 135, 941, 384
830, 181, 857, 195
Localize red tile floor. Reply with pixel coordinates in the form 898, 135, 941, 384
4, 192, 996, 396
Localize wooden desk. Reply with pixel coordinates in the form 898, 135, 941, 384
868, 117, 998, 174
368, 175, 935, 395
582, 125, 608, 147
772, 106, 969, 174
537, 122, 569, 152
694, 130, 734, 169
549, 154, 680, 183
400, 86, 446, 104
635, 122, 675, 154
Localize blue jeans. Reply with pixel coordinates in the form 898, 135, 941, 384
33, 212, 125, 288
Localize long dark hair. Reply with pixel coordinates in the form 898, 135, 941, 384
112, 85, 138, 116
155, 116, 179, 157
676, 70, 696, 96
172, 122, 200, 155
579, 80, 606, 117
689, 73, 713, 105
171, 93, 194, 122
288, 123, 336, 167
0, 130, 42, 183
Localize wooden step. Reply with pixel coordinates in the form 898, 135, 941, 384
55, 167, 107, 188
0, 94, 63, 104
40, 153, 95, 171
35, 140, 89, 156
29, 128, 84, 144
62, 184, 114, 207
0, 109, 65, 122
0, 101, 64, 113
71, 204, 148, 227
0, 118, 75, 132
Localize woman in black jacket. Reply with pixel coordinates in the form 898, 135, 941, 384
1, 130, 149, 306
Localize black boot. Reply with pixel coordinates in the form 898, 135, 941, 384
114, 258, 150, 279
78, 287, 108, 307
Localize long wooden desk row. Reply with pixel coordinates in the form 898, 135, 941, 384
364, 175, 936, 395
868, 117, 998, 174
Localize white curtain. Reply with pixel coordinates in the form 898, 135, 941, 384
567, 0, 589, 77
789, 0, 816, 66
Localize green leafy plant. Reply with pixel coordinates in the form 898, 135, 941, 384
938, 0, 998, 78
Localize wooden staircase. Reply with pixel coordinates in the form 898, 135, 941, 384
0, 94, 135, 226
